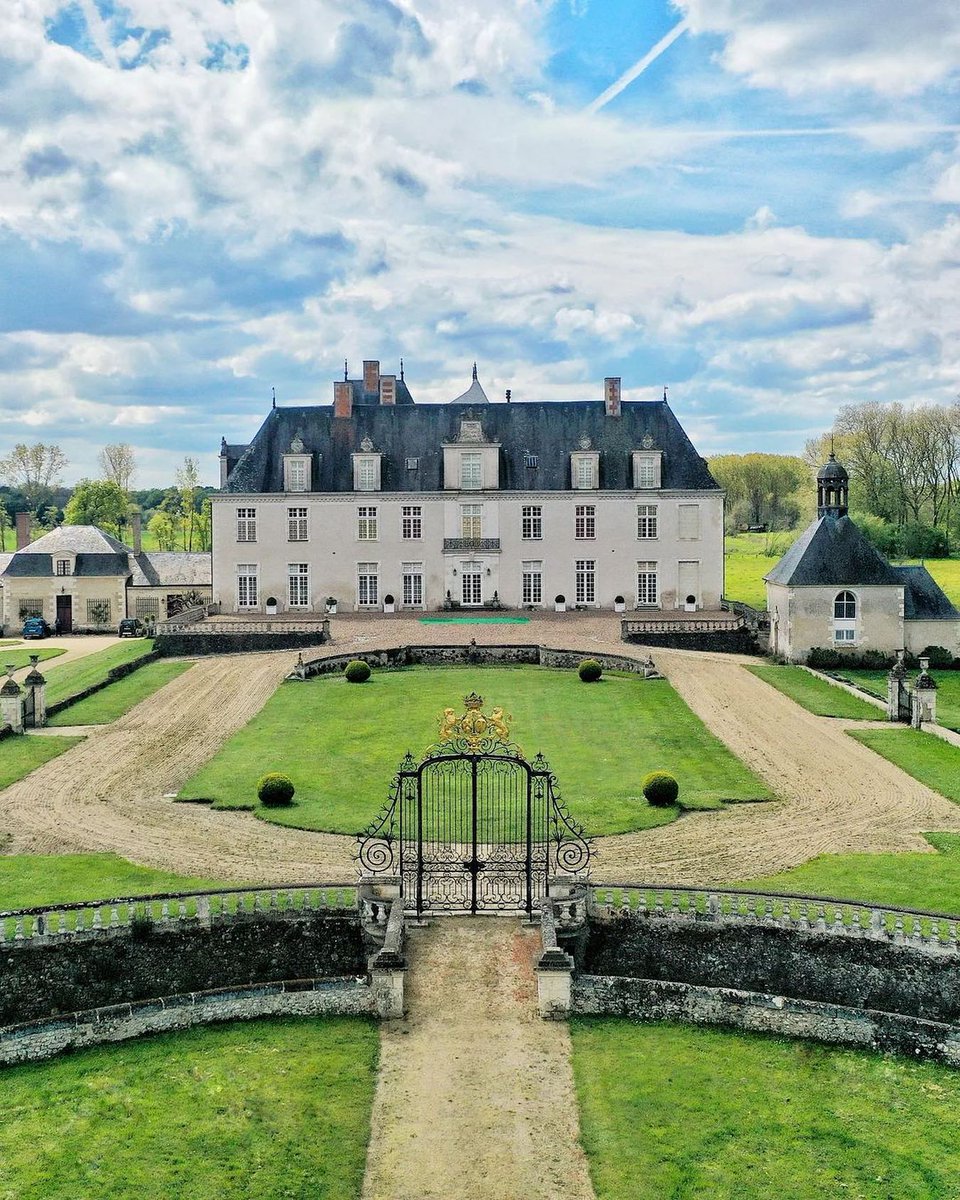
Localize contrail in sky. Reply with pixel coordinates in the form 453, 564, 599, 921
585, 18, 689, 115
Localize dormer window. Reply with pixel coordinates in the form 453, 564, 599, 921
55, 558, 71, 577
285, 457, 309, 492
633, 451, 662, 489
571, 451, 599, 490
460, 452, 482, 490
352, 448, 382, 492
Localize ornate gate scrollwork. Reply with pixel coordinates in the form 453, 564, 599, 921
357, 693, 591, 916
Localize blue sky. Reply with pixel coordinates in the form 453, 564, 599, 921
2, 0, 959, 485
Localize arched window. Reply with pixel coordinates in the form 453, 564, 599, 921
834, 591, 856, 619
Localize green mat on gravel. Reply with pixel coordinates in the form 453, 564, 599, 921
418, 616, 530, 624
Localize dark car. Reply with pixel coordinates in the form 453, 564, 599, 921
22, 616, 50, 639
118, 617, 146, 638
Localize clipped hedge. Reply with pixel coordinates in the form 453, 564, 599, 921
642, 770, 679, 807
578, 659, 603, 683
344, 660, 372, 683
257, 772, 296, 807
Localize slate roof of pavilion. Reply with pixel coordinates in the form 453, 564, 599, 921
765, 516, 902, 587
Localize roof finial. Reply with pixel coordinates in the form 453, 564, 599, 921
344, 359, 349, 381
472, 361, 478, 382
830, 432, 835, 459
400, 357, 405, 381
272, 386, 276, 409
663, 384, 669, 403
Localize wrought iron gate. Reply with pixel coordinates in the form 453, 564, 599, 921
357, 693, 590, 916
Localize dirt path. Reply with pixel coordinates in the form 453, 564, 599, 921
363, 919, 594, 1200
7, 634, 124, 681
0, 652, 353, 881
597, 649, 960, 883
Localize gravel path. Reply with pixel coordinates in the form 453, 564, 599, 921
362, 918, 595, 1200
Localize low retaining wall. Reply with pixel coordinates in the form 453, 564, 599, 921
155, 629, 329, 657
0, 977, 374, 1067
295, 643, 655, 679
46, 648, 160, 718
620, 625, 760, 654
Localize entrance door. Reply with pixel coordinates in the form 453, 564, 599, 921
56, 594, 73, 633
461, 565, 482, 607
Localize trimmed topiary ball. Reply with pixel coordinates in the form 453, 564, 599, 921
257, 772, 295, 807
642, 770, 679, 807
578, 659, 603, 682
344, 659, 371, 683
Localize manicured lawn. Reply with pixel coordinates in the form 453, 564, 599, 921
179, 666, 774, 836
848, 727, 960, 806
837, 667, 960, 733
0, 852, 236, 912
0, 647, 65, 671
0, 1018, 378, 1200
571, 1019, 960, 1200
0, 736, 82, 791
747, 664, 884, 720
43, 640, 155, 707
47, 660, 193, 726
740, 832, 960, 914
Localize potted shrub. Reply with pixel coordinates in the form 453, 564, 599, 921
554, 594, 566, 613
383, 593, 395, 614
265, 596, 278, 616
325, 596, 338, 615
614, 595, 626, 613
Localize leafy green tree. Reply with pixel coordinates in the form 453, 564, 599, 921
148, 509, 179, 551
0, 443, 68, 507
709, 453, 809, 531
63, 479, 129, 538
0, 496, 9, 550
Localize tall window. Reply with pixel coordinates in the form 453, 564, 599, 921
237, 564, 258, 607
834, 590, 857, 643
288, 563, 309, 607
521, 505, 542, 540
461, 562, 482, 606
637, 504, 658, 539
575, 559, 596, 604
401, 505, 422, 540
635, 457, 657, 488
461, 504, 483, 539
522, 561, 543, 605
460, 452, 482, 490
636, 562, 658, 607
402, 562, 424, 607
358, 563, 379, 606
55, 558, 71, 576
678, 503, 701, 540
575, 505, 596, 539
357, 506, 378, 540
288, 459, 307, 492
356, 457, 377, 492
575, 457, 595, 489
288, 507, 308, 541
237, 507, 257, 542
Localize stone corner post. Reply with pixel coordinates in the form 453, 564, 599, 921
536, 897, 575, 1019
23, 656, 47, 728
368, 897, 406, 1019
912, 657, 938, 728
0, 667, 24, 734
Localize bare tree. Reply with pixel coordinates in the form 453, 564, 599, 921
0, 443, 68, 506
175, 456, 201, 551
98, 443, 136, 493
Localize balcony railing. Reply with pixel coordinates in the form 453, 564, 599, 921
443, 537, 501, 552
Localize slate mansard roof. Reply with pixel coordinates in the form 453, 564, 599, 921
765, 515, 960, 621
222, 399, 720, 495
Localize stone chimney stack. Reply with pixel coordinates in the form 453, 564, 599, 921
379, 375, 397, 405
334, 380, 353, 419
15, 511, 31, 550
131, 511, 143, 554
363, 360, 380, 395
604, 377, 622, 417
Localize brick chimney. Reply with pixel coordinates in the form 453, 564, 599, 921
363, 359, 380, 395
15, 511, 31, 550
334, 380, 353, 419
604, 376, 622, 417
379, 374, 397, 405
131, 511, 142, 554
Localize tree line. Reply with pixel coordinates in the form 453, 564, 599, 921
0, 442, 214, 553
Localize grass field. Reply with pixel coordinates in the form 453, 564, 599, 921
0, 853, 235, 912
47, 660, 193, 726
179, 666, 774, 836
740, 832, 960, 913
747, 663, 884, 720
848, 727, 960, 806
835, 667, 960, 732
0, 647, 66, 671
571, 1019, 960, 1200
43, 639, 155, 707
0, 735, 82, 792
0, 1018, 378, 1200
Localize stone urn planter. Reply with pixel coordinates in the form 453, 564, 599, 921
383, 594, 396, 614
265, 597, 278, 616
554, 594, 566, 613
325, 597, 338, 615
614, 595, 626, 613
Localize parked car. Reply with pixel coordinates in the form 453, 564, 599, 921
21, 616, 50, 639
118, 617, 146, 638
